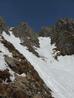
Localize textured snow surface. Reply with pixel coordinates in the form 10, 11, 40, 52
3, 31, 74, 98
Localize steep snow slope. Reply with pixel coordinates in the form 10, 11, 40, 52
3, 31, 74, 98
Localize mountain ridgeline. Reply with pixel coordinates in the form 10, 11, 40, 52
1, 17, 74, 57
39, 18, 74, 56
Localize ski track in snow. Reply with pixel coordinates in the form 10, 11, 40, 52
3, 31, 74, 98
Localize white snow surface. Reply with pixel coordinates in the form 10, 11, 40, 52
2, 31, 74, 98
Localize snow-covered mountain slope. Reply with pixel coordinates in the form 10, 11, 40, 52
0, 31, 53, 98
2, 30, 74, 98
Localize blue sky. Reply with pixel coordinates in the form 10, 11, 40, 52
0, 0, 74, 31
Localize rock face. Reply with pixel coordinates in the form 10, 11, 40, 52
39, 26, 52, 37
12, 22, 39, 57
52, 18, 74, 56
0, 16, 9, 34
12, 22, 39, 48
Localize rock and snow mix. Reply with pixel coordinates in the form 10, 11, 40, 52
2, 31, 74, 98
0, 41, 12, 69
0, 39, 15, 81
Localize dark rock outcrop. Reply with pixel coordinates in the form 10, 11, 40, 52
0, 16, 9, 35
51, 18, 74, 56
12, 22, 40, 57
39, 18, 74, 57
0, 69, 11, 82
